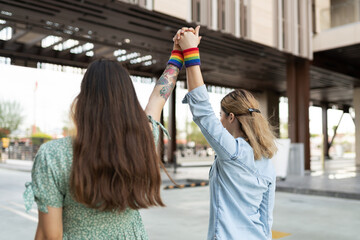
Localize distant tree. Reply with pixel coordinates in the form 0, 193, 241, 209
163, 118, 185, 140
0, 100, 24, 137
310, 133, 319, 138
0, 128, 10, 138
280, 122, 288, 139
31, 132, 53, 146
187, 121, 208, 146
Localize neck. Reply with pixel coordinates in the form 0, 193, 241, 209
228, 119, 247, 140
230, 128, 246, 140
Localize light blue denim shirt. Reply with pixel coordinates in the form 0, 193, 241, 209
182, 85, 276, 240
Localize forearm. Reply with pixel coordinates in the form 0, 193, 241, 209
35, 227, 62, 240
186, 65, 204, 92
35, 208, 63, 240
35, 226, 44, 240
145, 64, 179, 122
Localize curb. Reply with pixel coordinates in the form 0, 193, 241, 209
2, 163, 359, 200
0, 164, 32, 172
276, 186, 360, 200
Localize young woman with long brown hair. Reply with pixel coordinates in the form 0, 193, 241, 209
23, 31, 187, 239
177, 26, 277, 240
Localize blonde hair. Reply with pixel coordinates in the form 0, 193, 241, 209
221, 89, 277, 160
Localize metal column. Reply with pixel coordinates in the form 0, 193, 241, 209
159, 110, 165, 163
167, 85, 176, 164
287, 56, 311, 170
321, 103, 330, 159
354, 88, 360, 166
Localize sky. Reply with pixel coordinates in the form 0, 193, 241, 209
0, 63, 355, 138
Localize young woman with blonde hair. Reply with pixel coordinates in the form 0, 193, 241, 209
177, 26, 277, 240
23, 31, 187, 239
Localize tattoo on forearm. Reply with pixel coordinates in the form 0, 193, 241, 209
156, 65, 179, 100
160, 83, 175, 99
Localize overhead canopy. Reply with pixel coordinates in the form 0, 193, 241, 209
0, 0, 358, 108
313, 43, 360, 107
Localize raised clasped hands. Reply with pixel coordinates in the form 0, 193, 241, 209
173, 26, 202, 51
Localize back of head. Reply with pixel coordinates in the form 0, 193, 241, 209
221, 89, 277, 160
70, 59, 163, 211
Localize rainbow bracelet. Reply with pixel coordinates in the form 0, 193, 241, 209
183, 47, 201, 68
167, 50, 184, 70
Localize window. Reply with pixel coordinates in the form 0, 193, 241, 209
192, 0, 201, 23
0, 26, 12, 41
218, 0, 226, 30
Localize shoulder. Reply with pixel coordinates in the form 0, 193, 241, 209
39, 137, 72, 154
41, 137, 72, 149
35, 137, 73, 169
254, 157, 276, 183
236, 138, 254, 158
228, 138, 258, 171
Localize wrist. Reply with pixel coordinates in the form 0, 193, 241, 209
183, 47, 200, 68
173, 45, 182, 51
167, 50, 184, 70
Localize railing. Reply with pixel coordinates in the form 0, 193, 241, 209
1, 145, 39, 161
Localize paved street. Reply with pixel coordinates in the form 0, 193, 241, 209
1, 168, 360, 240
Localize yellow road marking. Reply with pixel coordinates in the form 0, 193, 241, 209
272, 230, 291, 239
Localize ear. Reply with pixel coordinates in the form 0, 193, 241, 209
228, 113, 236, 123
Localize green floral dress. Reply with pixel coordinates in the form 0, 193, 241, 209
23, 116, 168, 240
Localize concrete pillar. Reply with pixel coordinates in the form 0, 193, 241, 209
256, 90, 280, 138
287, 56, 311, 170
354, 88, 360, 166
167, 86, 176, 164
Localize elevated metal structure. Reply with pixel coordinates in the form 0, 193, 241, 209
1, 0, 357, 102
1, 0, 359, 169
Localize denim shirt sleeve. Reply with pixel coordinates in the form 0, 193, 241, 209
182, 85, 239, 160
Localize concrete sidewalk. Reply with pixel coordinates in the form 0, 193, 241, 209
1, 158, 360, 200
162, 157, 360, 200
2, 167, 360, 240
276, 169, 360, 200
0, 159, 33, 172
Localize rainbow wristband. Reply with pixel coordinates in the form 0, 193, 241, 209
167, 50, 184, 70
183, 47, 200, 68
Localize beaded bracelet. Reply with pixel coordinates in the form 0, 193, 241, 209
183, 47, 201, 68
167, 50, 184, 70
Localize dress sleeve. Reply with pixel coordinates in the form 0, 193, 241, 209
23, 144, 64, 213
147, 115, 170, 147
182, 84, 239, 160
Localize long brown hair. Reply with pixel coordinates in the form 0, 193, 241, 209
221, 89, 277, 160
70, 59, 164, 211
